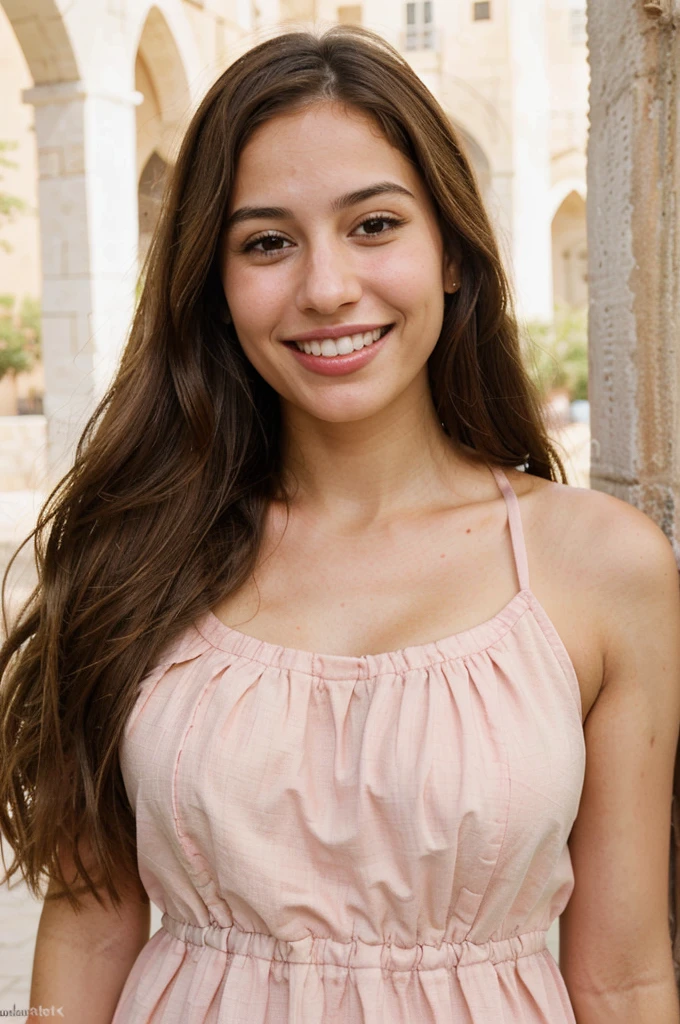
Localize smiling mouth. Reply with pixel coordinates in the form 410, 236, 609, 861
285, 324, 394, 357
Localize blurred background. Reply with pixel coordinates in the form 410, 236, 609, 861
0, 0, 591, 1008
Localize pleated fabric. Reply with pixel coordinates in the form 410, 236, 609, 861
113, 465, 586, 1023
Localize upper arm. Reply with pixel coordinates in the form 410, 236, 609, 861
33, 834, 150, 1024
43, 828, 150, 951
559, 495, 680, 995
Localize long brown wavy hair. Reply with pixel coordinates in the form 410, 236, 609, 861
0, 24, 567, 911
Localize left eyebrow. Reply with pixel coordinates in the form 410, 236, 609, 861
223, 181, 416, 233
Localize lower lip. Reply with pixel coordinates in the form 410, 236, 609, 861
283, 326, 394, 377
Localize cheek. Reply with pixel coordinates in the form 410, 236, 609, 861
233, 330, 293, 401
223, 264, 285, 325
375, 245, 444, 312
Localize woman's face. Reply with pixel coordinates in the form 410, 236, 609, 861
220, 100, 458, 425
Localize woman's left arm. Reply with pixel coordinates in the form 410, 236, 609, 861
559, 495, 680, 1024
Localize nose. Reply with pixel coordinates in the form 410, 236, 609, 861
294, 233, 363, 315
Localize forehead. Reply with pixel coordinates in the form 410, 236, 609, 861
228, 101, 424, 210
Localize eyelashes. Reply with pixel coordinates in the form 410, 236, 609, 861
239, 214, 406, 258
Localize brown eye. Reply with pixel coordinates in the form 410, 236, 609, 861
242, 233, 290, 256
354, 215, 404, 237
240, 213, 404, 259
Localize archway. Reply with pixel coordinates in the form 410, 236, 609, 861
548, 177, 586, 222
454, 124, 492, 204
0, 0, 146, 484
135, 6, 191, 165
551, 190, 587, 309
0, 0, 78, 85
138, 150, 169, 266
0, 0, 85, 482
135, 6, 191, 262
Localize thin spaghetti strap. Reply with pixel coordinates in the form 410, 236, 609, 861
487, 464, 531, 592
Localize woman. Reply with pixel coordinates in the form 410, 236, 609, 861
2, 23, 679, 1024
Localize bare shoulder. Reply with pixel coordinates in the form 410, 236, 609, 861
516, 469, 677, 583
511, 468, 679, 664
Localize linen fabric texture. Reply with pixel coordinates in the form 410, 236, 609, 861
113, 464, 585, 1023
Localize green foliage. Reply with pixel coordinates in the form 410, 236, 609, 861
0, 140, 40, 382
0, 140, 30, 253
0, 294, 41, 382
522, 304, 589, 403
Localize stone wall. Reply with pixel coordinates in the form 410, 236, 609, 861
587, 0, 680, 557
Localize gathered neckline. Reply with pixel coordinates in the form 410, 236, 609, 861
191, 589, 582, 725
194, 463, 534, 678
189, 463, 581, 719
193, 588, 536, 677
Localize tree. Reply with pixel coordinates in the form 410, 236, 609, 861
0, 294, 41, 383
521, 304, 589, 403
0, 139, 41, 387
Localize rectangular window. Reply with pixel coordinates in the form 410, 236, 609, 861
473, 1, 491, 20
337, 4, 362, 24
405, 1, 435, 49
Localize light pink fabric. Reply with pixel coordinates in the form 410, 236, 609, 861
113, 465, 585, 1023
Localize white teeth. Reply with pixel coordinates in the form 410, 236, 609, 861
294, 326, 388, 356
333, 336, 356, 355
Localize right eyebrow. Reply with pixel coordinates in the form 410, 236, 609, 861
223, 180, 416, 233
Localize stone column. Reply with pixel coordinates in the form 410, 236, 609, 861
22, 80, 141, 487
506, 0, 553, 322
587, 0, 680, 976
587, 0, 680, 555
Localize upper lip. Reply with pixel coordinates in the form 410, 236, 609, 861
284, 323, 392, 343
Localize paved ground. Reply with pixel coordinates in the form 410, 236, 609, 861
0, 422, 588, 1010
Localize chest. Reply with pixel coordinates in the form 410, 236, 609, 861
214, 502, 510, 648
123, 631, 586, 938
211, 505, 601, 726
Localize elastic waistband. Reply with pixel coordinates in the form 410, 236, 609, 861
160, 913, 547, 971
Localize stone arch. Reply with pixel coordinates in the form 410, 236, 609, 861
549, 177, 586, 222
0, 0, 142, 482
442, 99, 508, 247
453, 123, 492, 203
440, 74, 509, 158
135, 6, 192, 170
551, 189, 587, 309
134, 6, 194, 262
130, 0, 204, 108
138, 150, 169, 266
0, 0, 79, 85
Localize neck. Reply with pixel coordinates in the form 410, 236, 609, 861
278, 385, 485, 530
